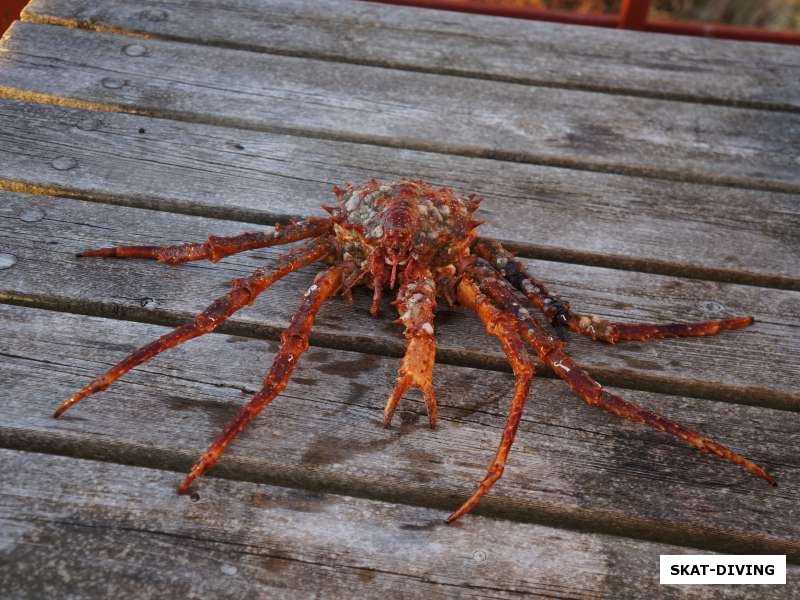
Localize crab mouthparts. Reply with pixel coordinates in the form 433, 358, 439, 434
385, 253, 410, 289
389, 254, 400, 288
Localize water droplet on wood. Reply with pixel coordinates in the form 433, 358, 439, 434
703, 301, 725, 313
19, 207, 45, 222
101, 77, 127, 89
140, 9, 169, 22
123, 44, 147, 57
51, 157, 77, 171
0, 253, 17, 270
76, 117, 102, 131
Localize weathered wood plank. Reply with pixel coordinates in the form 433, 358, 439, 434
22, 0, 800, 112
2, 192, 798, 408
4, 450, 794, 599
1, 305, 799, 561
2, 22, 799, 194
1, 99, 798, 289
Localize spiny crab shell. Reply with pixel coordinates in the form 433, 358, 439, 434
325, 179, 483, 279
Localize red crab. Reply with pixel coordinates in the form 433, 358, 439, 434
54, 179, 775, 522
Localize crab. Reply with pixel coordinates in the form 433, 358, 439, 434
54, 179, 775, 522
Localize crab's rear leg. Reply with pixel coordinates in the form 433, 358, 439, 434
79, 217, 332, 264
446, 276, 535, 523
53, 240, 331, 417
470, 259, 775, 487
177, 265, 344, 493
384, 268, 438, 428
475, 240, 753, 344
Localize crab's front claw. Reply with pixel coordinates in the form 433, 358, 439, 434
384, 335, 437, 428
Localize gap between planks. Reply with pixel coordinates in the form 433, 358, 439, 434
2, 179, 798, 293
3, 94, 797, 291
10, 429, 796, 568
2, 192, 798, 412
3, 82, 800, 199
20, 0, 800, 115
2, 305, 798, 563
4, 448, 796, 599
8, 290, 798, 414
1, 21, 800, 197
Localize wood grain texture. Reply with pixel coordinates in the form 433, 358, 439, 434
21, 0, 800, 112
2, 3, 799, 595
1, 305, 798, 560
2, 192, 798, 409
1, 99, 798, 289
2, 22, 800, 194
4, 450, 796, 599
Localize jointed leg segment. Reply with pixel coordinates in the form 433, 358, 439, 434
384, 268, 438, 428
79, 217, 332, 264
469, 258, 775, 487
475, 240, 753, 344
178, 265, 344, 493
54, 240, 332, 418
447, 276, 535, 523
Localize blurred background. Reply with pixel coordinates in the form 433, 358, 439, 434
476, 0, 800, 30
2, 0, 800, 35
1, 0, 28, 35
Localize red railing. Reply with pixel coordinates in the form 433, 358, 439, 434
1, 0, 29, 35
371, 0, 800, 45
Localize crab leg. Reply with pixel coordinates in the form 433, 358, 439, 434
384, 267, 438, 428
177, 265, 344, 493
447, 276, 535, 523
475, 240, 753, 344
470, 259, 776, 487
53, 240, 331, 418
78, 217, 332, 264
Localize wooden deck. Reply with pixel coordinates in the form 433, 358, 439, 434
1, 0, 799, 597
